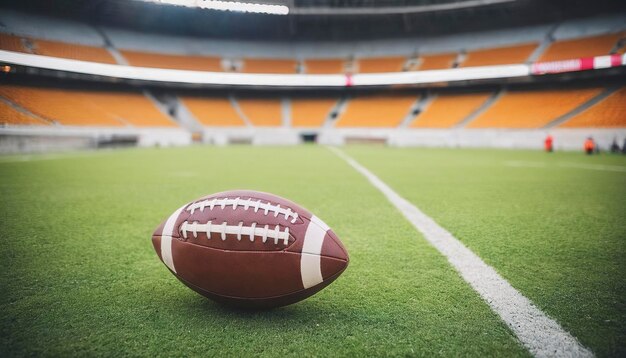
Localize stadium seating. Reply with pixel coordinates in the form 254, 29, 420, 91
290, 98, 337, 127
560, 87, 626, 128
0, 86, 174, 127
0, 33, 116, 64
467, 88, 602, 128
460, 43, 537, 67
303, 59, 346, 74
241, 59, 298, 74
182, 97, 246, 126
0, 33, 28, 52
356, 56, 407, 73
412, 53, 457, 70
538, 33, 622, 62
411, 93, 491, 128
236, 99, 283, 126
0, 100, 49, 126
83, 92, 176, 127
121, 49, 222, 71
335, 95, 417, 127
33, 39, 116, 64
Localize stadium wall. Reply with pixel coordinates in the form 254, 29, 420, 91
200, 128, 625, 151
1, 126, 623, 153
0, 127, 191, 154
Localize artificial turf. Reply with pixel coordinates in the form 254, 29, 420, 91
346, 147, 626, 357
0, 145, 623, 357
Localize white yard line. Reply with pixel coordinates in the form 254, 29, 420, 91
504, 160, 626, 173
329, 147, 593, 358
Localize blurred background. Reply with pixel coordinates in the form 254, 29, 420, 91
0, 0, 625, 152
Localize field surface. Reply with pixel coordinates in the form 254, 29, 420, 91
1, 146, 624, 357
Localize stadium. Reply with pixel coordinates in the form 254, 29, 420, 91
1, 0, 625, 356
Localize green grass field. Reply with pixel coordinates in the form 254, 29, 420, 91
1, 146, 624, 357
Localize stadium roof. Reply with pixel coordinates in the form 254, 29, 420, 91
1, 0, 625, 40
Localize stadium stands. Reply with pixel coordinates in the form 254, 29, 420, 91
291, 98, 337, 127
121, 50, 222, 71
241, 59, 298, 74
468, 88, 602, 128
303, 59, 346, 74
182, 97, 246, 126
236, 99, 283, 126
412, 53, 457, 70
33, 39, 116, 64
0, 33, 28, 52
0, 86, 174, 127
83, 92, 176, 127
411, 93, 491, 128
537, 33, 622, 62
0, 86, 125, 126
356, 56, 406, 73
0, 33, 116, 64
560, 87, 626, 128
335, 95, 417, 127
0, 100, 49, 126
460, 43, 537, 67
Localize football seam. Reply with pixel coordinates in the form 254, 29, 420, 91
186, 196, 305, 225
153, 235, 348, 261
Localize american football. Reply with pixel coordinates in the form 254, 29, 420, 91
152, 190, 349, 308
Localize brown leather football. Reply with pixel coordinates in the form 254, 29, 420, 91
152, 190, 349, 308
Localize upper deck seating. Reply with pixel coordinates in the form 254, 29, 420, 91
356, 56, 406, 73
460, 43, 537, 67
538, 33, 622, 62
120, 49, 222, 71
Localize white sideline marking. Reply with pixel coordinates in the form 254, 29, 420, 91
505, 160, 626, 173
329, 147, 593, 358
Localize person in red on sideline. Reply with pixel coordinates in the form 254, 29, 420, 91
584, 137, 595, 155
544, 134, 554, 152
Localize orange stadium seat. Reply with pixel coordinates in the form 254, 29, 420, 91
242, 59, 297, 74
291, 98, 337, 127
468, 88, 602, 128
335, 95, 417, 128
413, 53, 457, 70
121, 49, 222, 71
0, 86, 174, 127
538, 33, 622, 62
236, 99, 283, 126
411, 93, 491, 128
83, 92, 176, 127
0, 86, 124, 126
0, 100, 49, 126
0, 33, 28, 53
560, 87, 626, 128
182, 97, 246, 126
357, 56, 406, 73
33, 39, 117, 64
304, 59, 345, 74
461, 43, 538, 67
